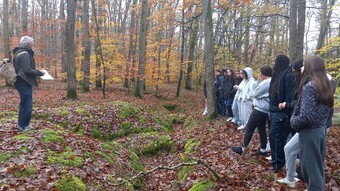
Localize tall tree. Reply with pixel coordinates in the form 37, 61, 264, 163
21, 0, 28, 33
2, 0, 10, 60
289, 0, 306, 61
81, 0, 91, 92
315, 0, 336, 54
176, 3, 185, 97
185, 6, 199, 91
65, 0, 77, 99
201, 0, 217, 119
60, 0, 67, 75
125, 0, 138, 88
135, 0, 148, 98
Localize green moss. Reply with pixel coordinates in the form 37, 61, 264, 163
138, 116, 147, 124
59, 109, 70, 116
32, 112, 50, 119
42, 128, 64, 142
183, 116, 194, 128
46, 147, 84, 167
101, 143, 113, 150
91, 126, 101, 139
58, 121, 70, 128
55, 175, 87, 191
15, 146, 31, 156
76, 107, 91, 116
71, 124, 85, 135
184, 139, 200, 153
188, 180, 216, 191
95, 151, 115, 164
112, 101, 141, 119
178, 166, 193, 182
0, 152, 11, 162
162, 104, 178, 111
83, 152, 93, 159
129, 151, 144, 172
138, 135, 175, 156
14, 165, 37, 177
169, 113, 186, 124
120, 121, 132, 130
14, 134, 33, 141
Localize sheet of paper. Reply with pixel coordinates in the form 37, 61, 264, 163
40, 69, 54, 80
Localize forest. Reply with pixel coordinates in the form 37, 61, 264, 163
1, 0, 340, 190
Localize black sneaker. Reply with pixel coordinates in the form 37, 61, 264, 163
231, 146, 243, 155
256, 150, 267, 156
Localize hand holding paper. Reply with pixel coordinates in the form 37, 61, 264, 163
40, 69, 54, 80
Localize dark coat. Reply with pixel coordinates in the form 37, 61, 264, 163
13, 47, 44, 87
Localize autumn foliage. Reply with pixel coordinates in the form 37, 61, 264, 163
1, 81, 339, 190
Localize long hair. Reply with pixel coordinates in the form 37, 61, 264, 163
299, 56, 333, 107
226, 68, 235, 81
269, 55, 290, 96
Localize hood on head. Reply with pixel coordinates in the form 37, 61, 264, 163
243, 67, 253, 80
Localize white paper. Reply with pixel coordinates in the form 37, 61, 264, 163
40, 69, 54, 80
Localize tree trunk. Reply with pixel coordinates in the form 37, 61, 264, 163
66, 0, 77, 99
289, 0, 305, 61
2, 0, 10, 59
185, 11, 199, 91
125, 0, 138, 88
60, 0, 67, 76
81, 0, 91, 92
315, 0, 336, 54
134, 0, 148, 98
201, 0, 217, 119
176, 4, 185, 97
21, 0, 28, 33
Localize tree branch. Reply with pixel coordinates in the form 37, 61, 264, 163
105, 159, 222, 187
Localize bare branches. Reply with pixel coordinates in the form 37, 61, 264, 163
105, 159, 222, 187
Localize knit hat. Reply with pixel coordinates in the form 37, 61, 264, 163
260, 65, 272, 77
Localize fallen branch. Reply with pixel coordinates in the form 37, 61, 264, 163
105, 159, 222, 186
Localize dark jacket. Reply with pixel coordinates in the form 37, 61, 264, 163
222, 77, 235, 99
269, 68, 294, 116
13, 47, 44, 87
290, 81, 333, 131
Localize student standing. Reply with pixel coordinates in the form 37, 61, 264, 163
276, 58, 303, 188
290, 56, 334, 191
234, 67, 255, 130
13, 36, 45, 132
269, 55, 294, 171
231, 65, 272, 155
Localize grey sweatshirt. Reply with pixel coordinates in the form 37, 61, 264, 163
252, 77, 271, 114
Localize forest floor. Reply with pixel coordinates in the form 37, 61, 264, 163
0, 80, 339, 191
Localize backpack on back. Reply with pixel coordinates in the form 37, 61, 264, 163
0, 51, 28, 85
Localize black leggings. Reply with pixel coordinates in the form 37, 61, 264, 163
243, 109, 268, 149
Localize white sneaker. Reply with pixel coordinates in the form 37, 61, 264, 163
202, 109, 208, 115
265, 143, 271, 152
237, 125, 245, 130
277, 177, 297, 188
227, 117, 233, 122
266, 156, 272, 161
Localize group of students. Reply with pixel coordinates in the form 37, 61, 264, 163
203, 54, 335, 191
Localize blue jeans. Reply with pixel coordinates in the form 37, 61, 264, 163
269, 112, 292, 170
14, 77, 33, 129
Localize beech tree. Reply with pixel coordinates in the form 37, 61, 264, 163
135, 0, 148, 98
65, 0, 77, 99
201, 0, 217, 119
